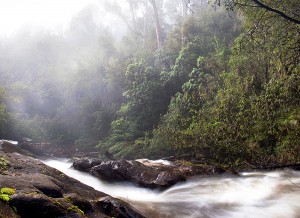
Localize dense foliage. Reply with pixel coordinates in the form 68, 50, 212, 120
147, 1, 300, 167
0, 1, 299, 167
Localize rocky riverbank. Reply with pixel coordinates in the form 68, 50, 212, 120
0, 148, 145, 218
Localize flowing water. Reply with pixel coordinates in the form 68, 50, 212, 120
43, 159, 300, 218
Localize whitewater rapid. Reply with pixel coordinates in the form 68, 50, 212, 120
43, 159, 300, 218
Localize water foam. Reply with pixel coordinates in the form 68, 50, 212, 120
43, 159, 300, 218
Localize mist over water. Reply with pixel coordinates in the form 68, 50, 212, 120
43, 159, 300, 218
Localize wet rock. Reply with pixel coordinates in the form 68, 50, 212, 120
72, 158, 103, 172
154, 171, 185, 187
95, 196, 146, 218
73, 158, 92, 172
32, 177, 63, 198
91, 159, 102, 167
0, 174, 63, 198
64, 193, 93, 212
83, 159, 229, 189
91, 160, 133, 182
10, 193, 66, 218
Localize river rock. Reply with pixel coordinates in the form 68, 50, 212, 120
64, 193, 93, 212
0, 150, 145, 218
73, 158, 227, 189
0, 140, 34, 157
73, 158, 93, 172
73, 158, 103, 172
95, 196, 146, 218
10, 193, 68, 218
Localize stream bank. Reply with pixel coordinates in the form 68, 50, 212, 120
2, 140, 300, 218
0, 149, 145, 218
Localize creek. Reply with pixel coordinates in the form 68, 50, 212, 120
43, 159, 300, 218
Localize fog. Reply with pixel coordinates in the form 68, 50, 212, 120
0, 0, 96, 36
0, 0, 132, 37
0, 0, 132, 142
0, 0, 231, 151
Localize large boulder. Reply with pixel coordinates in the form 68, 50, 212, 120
73, 158, 227, 189
91, 160, 187, 188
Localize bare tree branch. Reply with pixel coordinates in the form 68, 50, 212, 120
250, 0, 300, 24
214, 0, 300, 24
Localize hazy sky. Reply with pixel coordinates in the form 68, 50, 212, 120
0, 0, 99, 36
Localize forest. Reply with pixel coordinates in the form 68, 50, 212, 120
0, 0, 299, 168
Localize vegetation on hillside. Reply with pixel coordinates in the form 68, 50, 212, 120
0, 1, 299, 167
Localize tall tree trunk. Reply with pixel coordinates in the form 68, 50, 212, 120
128, 0, 137, 29
181, 0, 188, 17
181, 0, 189, 46
149, 0, 163, 49
142, 2, 150, 47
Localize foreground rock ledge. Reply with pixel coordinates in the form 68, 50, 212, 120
0, 150, 145, 218
73, 158, 229, 189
